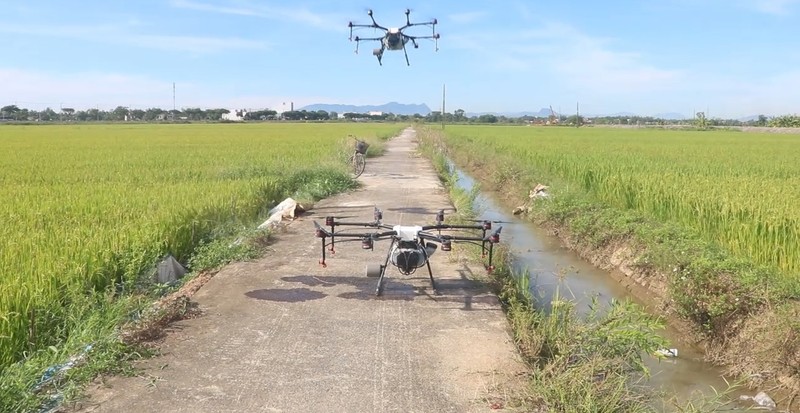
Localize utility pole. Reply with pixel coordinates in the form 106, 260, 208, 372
576, 101, 580, 128
441, 83, 446, 130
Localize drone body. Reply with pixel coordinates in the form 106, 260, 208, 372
314, 208, 501, 296
348, 9, 440, 65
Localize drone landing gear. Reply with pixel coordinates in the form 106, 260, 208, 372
424, 258, 438, 295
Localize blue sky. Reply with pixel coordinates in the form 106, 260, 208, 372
2, 0, 799, 118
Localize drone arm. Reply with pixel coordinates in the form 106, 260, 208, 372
401, 21, 437, 30
421, 223, 483, 231
367, 11, 386, 30
334, 220, 384, 228
405, 33, 440, 51
351, 35, 384, 42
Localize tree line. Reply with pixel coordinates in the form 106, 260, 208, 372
2, 103, 798, 127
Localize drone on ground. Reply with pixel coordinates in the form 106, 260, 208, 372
348, 9, 440, 65
314, 208, 502, 296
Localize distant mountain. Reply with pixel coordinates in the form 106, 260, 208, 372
466, 108, 556, 118
299, 102, 432, 116
654, 112, 687, 120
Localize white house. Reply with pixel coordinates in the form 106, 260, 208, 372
222, 109, 247, 122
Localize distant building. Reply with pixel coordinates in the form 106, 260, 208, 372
222, 109, 247, 122
368, 111, 383, 116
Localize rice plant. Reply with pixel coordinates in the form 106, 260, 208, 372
439, 125, 800, 286
0, 122, 403, 369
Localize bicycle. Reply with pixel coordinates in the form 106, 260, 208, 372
348, 135, 369, 178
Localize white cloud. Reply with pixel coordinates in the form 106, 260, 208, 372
169, 0, 345, 31
446, 22, 683, 94
693, 69, 800, 117
746, 0, 800, 14
0, 69, 175, 110
447, 11, 487, 24
0, 68, 351, 112
0, 22, 268, 54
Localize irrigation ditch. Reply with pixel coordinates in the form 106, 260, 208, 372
416, 126, 794, 411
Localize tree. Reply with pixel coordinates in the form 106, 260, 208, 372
204, 108, 229, 121
282, 110, 304, 121
426, 111, 442, 123
694, 112, 707, 129
111, 106, 130, 121
87, 108, 102, 121
477, 114, 498, 123
245, 110, 277, 121
130, 109, 145, 121
144, 107, 165, 121
1, 105, 20, 119
183, 108, 205, 120
41, 107, 57, 121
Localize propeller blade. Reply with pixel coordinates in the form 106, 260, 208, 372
468, 219, 512, 224
484, 226, 502, 243
314, 221, 332, 238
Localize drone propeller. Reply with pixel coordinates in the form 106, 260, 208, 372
314, 221, 332, 238
484, 226, 503, 243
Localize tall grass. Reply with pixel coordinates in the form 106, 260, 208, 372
0, 122, 403, 370
439, 125, 800, 293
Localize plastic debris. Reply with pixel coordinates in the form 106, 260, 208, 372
654, 348, 678, 357
35, 344, 94, 392
155, 254, 187, 284
513, 184, 550, 215
739, 391, 776, 410
258, 198, 306, 230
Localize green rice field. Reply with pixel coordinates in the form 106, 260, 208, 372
440, 125, 800, 288
0, 122, 402, 369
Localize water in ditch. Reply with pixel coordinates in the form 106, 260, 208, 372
450, 164, 756, 411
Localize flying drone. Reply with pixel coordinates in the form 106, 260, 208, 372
348, 9, 440, 65
314, 207, 502, 296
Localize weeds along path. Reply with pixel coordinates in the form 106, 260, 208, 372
71, 127, 527, 413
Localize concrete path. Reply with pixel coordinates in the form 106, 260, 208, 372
72, 127, 527, 413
